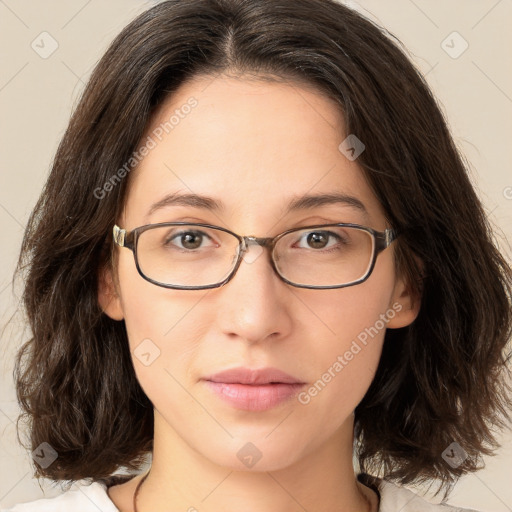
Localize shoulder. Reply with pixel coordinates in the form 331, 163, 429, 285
357, 473, 482, 512
0, 479, 121, 512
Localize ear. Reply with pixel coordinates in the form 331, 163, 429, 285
386, 266, 422, 329
98, 264, 124, 321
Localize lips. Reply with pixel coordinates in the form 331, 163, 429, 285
202, 367, 306, 411
203, 367, 305, 385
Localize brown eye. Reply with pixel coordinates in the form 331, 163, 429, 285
295, 230, 346, 250
165, 230, 213, 250
305, 232, 328, 249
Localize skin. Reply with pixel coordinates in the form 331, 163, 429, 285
99, 73, 421, 512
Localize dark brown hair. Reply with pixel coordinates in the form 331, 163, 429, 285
11, 0, 512, 500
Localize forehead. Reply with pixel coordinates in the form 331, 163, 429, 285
122, 74, 385, 230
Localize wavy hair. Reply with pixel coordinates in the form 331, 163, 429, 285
11, 0, 512, 500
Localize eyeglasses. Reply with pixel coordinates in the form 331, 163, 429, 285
112, 222, 398, 290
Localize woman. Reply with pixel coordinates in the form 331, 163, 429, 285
5, 0, 511, 511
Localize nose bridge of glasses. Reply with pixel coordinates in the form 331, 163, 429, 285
240, 236, 274, 252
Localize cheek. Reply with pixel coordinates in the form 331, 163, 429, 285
117, 253, 215, 396
304, 267, 396, 357
295, 267, 397, 416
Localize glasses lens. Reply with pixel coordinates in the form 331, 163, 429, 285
136, 225, 239, 287
135, 224, 375, 288
274, 225, 374, 287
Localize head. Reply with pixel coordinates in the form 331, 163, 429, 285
14, 0, 512, 499
99, 71, 420, 477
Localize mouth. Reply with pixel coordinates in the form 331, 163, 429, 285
202, 367, 306, 411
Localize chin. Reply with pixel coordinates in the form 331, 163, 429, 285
196, 432, 306, 473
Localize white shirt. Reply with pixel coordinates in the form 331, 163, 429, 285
1, 474, 481, 512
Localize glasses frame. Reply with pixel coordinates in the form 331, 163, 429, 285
112, 222, 398, 290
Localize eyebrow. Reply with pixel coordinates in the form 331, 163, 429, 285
145, 191, 368, 220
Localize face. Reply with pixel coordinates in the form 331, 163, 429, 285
100, 74, 419, 472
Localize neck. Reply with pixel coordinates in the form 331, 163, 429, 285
134, 410, 377, 512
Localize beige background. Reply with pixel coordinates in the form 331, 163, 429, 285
1, 0, 511, 510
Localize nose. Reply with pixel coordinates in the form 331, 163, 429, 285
214, 242, 293, 344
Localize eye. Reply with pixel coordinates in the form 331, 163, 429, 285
295, 230, 348, 250
165, 229, 216, 251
